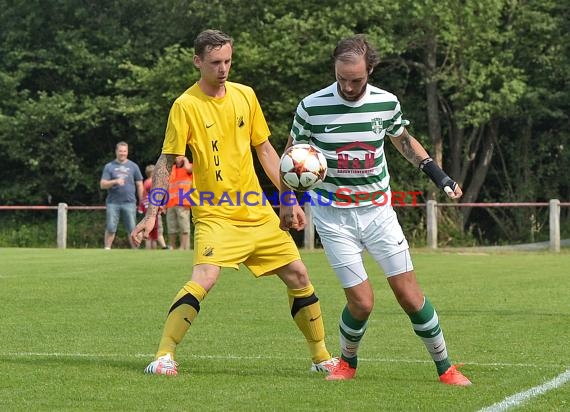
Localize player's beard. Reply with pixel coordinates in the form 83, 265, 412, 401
338, 82, 367, 102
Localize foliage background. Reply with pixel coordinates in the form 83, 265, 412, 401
0, 0, 568, 246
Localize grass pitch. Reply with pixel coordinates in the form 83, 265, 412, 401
0, 248, 568, 411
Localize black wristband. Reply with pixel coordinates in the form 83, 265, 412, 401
419, 157, 456, 190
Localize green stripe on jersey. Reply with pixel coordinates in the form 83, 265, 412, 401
305, 101, 398, 116
312, 122, 384, 134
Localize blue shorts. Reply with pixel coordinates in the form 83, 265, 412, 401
105, 203, 137, 234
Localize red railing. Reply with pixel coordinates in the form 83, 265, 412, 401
0, 201, 568, 251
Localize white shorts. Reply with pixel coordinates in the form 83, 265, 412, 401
312, 204, 413, 287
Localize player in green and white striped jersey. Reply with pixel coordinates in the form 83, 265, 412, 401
280, 34, 471, 386
290, 78, 408, 206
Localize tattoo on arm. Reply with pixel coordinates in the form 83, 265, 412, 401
145, 154, 176, 217
397, 130, 427, 167
153, 154, 175, 188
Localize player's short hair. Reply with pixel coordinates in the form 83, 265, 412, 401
194, 29, 234, 58
333, 34, 380, 74
145, 164, 155, 178
116, 141, 128, 149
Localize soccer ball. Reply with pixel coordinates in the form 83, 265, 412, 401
279, 144, 328, 191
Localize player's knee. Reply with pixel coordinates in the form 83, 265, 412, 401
348, 297, 374, 318
360, 299, 374, 316
292, 268, 310, 285
397, 293, 424, 314
278, 260, 310, 288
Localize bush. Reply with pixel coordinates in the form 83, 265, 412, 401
0, 209, 133, 248
0, 211, 57, 247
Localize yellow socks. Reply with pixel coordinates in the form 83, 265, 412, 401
156, 281, 207, 359
288, 284, 331, 364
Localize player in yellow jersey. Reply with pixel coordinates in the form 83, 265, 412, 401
131, 29, 337, 376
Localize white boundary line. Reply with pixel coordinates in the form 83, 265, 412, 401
0, 352, 567, 369
478, 369, 570, 412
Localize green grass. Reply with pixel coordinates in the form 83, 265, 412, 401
0, 248, 569, 411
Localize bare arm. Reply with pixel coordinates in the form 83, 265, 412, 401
279, 135, 296, 192
145, 154, 176, 218
178, 156, 193, 173
254, 138, 306, 230
254, 139, 282, 189
388, 128, 429, 167
390, 128, 462, 199
131, 153, 177, 246
100, 178, 124, 190
135, 180, 143, 203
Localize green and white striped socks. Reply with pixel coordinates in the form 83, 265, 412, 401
338, 305, 368, 368
409, 297, 452, 375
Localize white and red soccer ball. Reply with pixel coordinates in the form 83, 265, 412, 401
279, 144, 328, 191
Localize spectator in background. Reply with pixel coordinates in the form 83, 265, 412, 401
166, 156, 193, 250
139, 164, 168, 250
100, 141, 143, 249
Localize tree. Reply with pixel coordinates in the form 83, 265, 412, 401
480, 0, 570, 242
0, 0, 567, 246
0, 0, 199, 204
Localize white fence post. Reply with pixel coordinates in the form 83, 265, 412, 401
303, 204, 315, 250
549, 199, 560, 252
57, 202, 68, 249
426, 200, 438, 249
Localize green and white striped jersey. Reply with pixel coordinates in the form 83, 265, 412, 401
290, 82, 409, 207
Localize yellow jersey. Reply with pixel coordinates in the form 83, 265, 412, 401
162, 81, 275, 225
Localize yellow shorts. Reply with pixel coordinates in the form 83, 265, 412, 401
193, 214, 300, 276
